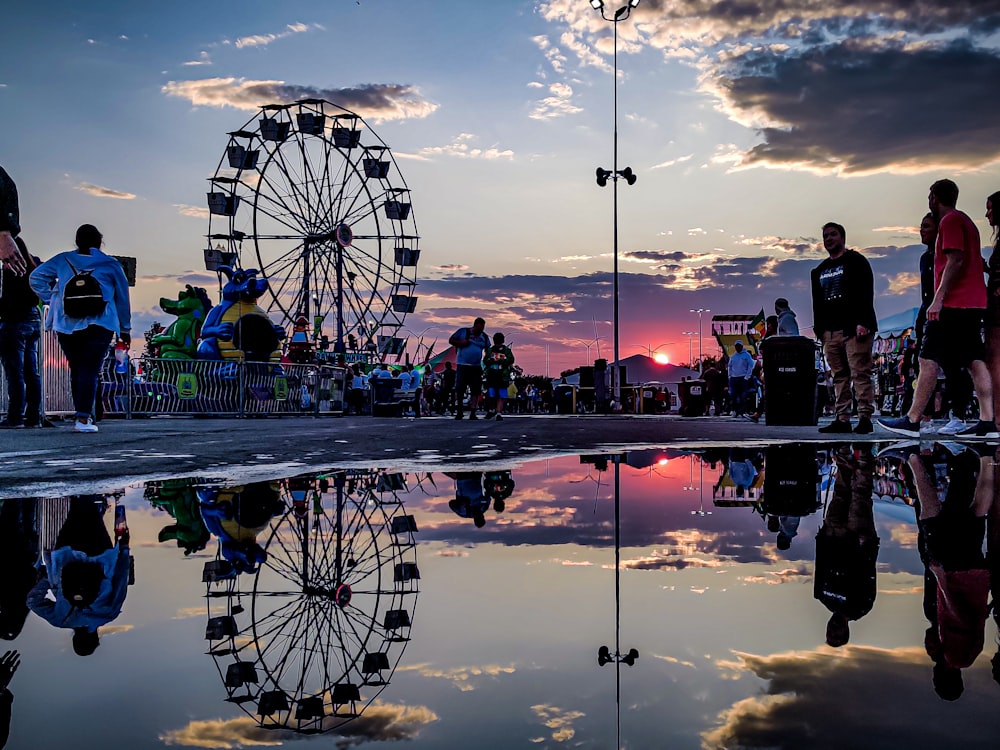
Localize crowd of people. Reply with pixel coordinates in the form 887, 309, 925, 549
345, 316, 544, 419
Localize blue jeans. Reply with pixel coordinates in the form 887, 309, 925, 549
57, 326, 113, 420
0, 312, 42, 425
729, 376, 749, 415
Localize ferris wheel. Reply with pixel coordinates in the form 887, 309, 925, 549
203, 472, 420, 733
206, 99, 420, 357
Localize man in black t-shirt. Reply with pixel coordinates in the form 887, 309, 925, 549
811, 222, 877, 434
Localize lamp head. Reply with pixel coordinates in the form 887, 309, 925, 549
590, 0, 604, 9
622, 648, 639, 666
629, 0, 641, 7
598, 645, 612, 666
620, 166, 637, 185
596, 167, 612, 187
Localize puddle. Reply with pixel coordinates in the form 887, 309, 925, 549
3, 440, 1000, 748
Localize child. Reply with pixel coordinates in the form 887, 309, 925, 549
483, 332, 515, 421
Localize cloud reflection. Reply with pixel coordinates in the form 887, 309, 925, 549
160, 701, 437, 747
705, 645, 1000, 748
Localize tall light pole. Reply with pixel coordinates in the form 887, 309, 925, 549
689, 308, 709, 374
682, 331, 696, 368
591, 0, 641, 410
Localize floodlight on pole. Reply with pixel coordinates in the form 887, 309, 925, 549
590, 0, 642, 411
689, 308, 709, 374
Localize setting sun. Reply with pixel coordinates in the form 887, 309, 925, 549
653, 353, 670, 365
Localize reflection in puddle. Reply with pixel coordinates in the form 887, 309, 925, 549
2, 442, 1000, 748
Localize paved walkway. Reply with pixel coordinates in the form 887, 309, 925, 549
0, 413, 886, 497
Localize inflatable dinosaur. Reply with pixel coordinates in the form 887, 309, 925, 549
145, 479, 211, 556
151, 285, 212, 360
197, 265, 285, 365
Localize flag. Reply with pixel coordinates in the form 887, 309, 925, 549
749, 308, 766, 338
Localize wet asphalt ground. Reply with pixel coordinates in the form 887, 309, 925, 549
0, 412, 898, 498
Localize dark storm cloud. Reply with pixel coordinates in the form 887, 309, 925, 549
712, 39, 1000, 174
637, 0, 1000, 39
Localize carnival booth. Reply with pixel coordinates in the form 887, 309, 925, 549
873, 307, 918, 416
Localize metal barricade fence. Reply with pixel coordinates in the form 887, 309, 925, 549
102, 357, 346, 417
1, 328, 345, 419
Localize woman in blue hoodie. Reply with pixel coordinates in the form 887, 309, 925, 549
29, 225, 131, 433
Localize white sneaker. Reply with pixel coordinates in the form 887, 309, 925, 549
74, 419, 99, 433
936, 417, 966, 435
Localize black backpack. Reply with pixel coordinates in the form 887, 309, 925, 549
63, 258, 107, 318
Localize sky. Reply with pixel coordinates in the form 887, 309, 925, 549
4, 0, 1000, 375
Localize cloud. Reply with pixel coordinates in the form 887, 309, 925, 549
162, 79, 438, 123
183, 51, 212, 67
541, 0, 1000, 55
75, 182, 137, 200
417, 133, 514, 161
160, 701, 437, 748
234, 22, 322, 49
705, 645, 1000, 749
537, 2, 1000, 174
738, 235, 820, 256
529, 81, 583, 120
650, 154, 694, 170
175, 204, 210, 219
703, 39, 1000, 175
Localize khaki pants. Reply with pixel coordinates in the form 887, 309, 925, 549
822, 330, 874, 419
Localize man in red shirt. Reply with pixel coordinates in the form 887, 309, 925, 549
880, 179, 996, 437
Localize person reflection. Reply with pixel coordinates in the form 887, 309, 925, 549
0, 650, 20, 749
990, 451, 1000, 688
447, 473, 490, 528
27, 497, 131, 656
483, 470, 515, 514
813, 445, 879, 647
0, 500, 38, 641
905, 443, 992, 700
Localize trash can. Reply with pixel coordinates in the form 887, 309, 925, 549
555, 384, 576, 414
678, 379, 706, 416
761, 444, 820, 516
760, 336, 817, 425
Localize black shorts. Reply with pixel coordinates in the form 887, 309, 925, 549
919, 308, 986, 368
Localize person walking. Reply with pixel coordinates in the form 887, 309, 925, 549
879, 180, 996, 438
0, 237, 41, 428
29, 224, 131, 433
483, 331, 515, 421
914, 212, 973, 435
449, 317, 489, 420
811, 222, 878, 434
727, 340, 755, 417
